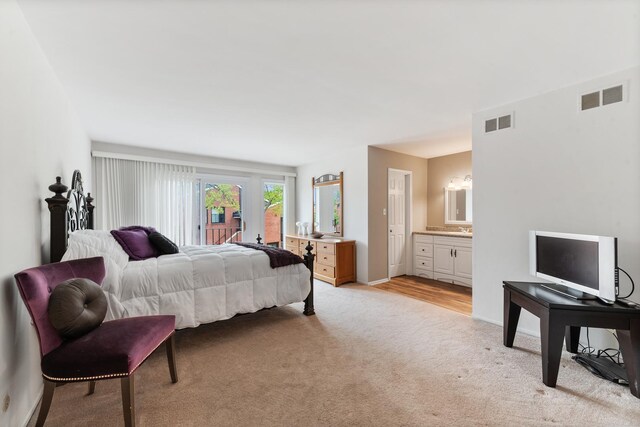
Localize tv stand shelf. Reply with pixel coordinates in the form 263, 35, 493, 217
503, 281, 640, 399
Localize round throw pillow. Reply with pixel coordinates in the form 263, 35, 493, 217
48, 278, 107, 339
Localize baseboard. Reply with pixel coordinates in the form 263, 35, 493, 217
367, 278, 389, 286
471, 314, 540, 338
22, 384, 43, 427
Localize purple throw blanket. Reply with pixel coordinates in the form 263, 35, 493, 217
232, 242, 305, 269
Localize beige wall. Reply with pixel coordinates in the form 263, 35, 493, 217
427, 151, 472, 227
368, 147, 429, 283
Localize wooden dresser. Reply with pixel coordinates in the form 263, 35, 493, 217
285, 235, 356, 286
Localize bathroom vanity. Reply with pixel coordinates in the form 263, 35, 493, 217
413, 231, 472, 287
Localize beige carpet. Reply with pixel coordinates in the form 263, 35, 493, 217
30, 281, 640, 426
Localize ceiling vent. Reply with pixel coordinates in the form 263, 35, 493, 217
580, 84, 624, 111
485, 113, 514, 133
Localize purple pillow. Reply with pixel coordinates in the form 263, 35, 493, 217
110, 229, 160, 260
119, 225, 157, 234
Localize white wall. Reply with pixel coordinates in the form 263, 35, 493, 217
0, 1, 91, 425
473, 68, 640, 347
296, 145, 369, 283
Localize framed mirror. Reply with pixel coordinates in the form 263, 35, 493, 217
313, 172, 343, 236
444, 188, 472, 225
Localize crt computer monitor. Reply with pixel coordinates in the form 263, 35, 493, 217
529, 230, 618, 301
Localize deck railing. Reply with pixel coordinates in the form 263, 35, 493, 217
206, 227, 243, 245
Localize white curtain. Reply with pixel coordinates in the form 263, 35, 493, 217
94, 157, 196, 245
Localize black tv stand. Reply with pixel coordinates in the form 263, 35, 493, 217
503, 281, 640, 399
539, 283, 598, 301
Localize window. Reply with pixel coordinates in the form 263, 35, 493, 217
263, 182, 284, 248
199, 180, 245, 245
211, 207, 225, 224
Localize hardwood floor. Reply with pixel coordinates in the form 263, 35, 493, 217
375, 275, 472, 316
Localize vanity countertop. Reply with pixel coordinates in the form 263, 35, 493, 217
413, 231, 473, 238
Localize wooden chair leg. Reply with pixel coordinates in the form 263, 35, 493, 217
121, 375, 135, 427
35, 379, 56, 427
166, 334, 178, 383
87, 381, 96, 395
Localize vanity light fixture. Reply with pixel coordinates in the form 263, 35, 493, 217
461, 175, 473, 189
448, 175, 472, 190
447, 178, 459, 190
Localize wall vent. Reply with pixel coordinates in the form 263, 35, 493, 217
581, 84, 624, 111
485, 113, 513, 133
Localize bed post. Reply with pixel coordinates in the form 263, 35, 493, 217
256, 234, 263, 245
45, 177, 69, 263
303, 241, 315, 316
86, 192, 95, 230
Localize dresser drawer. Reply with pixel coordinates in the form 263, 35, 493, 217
316, 242, 336, 254
415, 255, 433, 271
298, 240, 317, 255
286, 237, 299, 247
316, 264, 335, 277
415, 243, 433, 258
317, 253, 336, 267
286, 246, 299, 255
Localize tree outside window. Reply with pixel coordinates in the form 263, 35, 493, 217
264, 183, 284, 247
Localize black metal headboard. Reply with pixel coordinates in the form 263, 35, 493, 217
45, 170, 94, 263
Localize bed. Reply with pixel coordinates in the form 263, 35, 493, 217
45, 170, 315, 328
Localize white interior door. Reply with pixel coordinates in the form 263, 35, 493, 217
388, 170, 406, 277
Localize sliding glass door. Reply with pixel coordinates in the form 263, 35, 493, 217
196, 178, 247, 245
195, 177, 286, 246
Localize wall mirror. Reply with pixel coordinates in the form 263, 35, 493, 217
444, 188, 472, 225
313, 172, 343, 236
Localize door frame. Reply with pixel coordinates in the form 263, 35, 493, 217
387, 168, 413, 280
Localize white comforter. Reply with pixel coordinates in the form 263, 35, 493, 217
62, 230, 311, 329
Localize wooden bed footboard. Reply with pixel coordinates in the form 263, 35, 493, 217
256, 234, 315, 316
302, 241, 315, 316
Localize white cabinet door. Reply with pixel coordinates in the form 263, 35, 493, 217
433, 245, 454, 275
453, 246, 472, 279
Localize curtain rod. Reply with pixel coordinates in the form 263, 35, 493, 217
92, 151, 297, 177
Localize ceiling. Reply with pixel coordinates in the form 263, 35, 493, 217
18, 0, 640, 166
